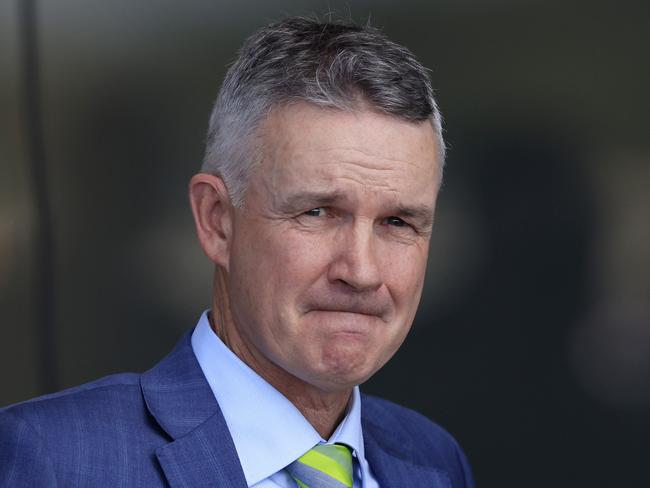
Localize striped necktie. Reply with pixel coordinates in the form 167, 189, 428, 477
286, 443, 353, 488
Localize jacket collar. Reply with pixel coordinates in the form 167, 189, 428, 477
141, 330, 449, 488
140, 331, 247, 488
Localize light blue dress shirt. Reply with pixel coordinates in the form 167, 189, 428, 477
191, 311, 379, 488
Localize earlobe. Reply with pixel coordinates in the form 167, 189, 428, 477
188, 173, 233, 271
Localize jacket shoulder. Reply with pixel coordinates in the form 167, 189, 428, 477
0, 373, 168, 487
1, 373, 142, 424
361, 393, 475, 487
361, 394, 456, 446
0, 409, 57, 487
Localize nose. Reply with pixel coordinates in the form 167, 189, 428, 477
327, 221, 383, 292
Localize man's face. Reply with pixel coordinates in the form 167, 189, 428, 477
225, 102, 441, 393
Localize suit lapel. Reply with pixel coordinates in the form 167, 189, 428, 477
141, 332, 454, 488
154, 414, 247, 488
141, 332, 247, 488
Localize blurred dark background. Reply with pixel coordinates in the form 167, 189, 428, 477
1, 1, 649, 486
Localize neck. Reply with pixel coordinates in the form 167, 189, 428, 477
210, 268, 352, 439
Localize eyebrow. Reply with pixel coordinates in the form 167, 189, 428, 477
274, 190, 346, 212
275, 190, 435, 229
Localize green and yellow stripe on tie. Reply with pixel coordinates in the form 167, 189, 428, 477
286, 443, 353, 488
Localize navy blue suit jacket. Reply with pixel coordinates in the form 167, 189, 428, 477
0, 332, 475, 487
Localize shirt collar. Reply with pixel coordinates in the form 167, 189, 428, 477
191, 311, 365, 486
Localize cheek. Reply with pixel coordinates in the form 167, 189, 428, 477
233, 226, 332, 316
267, 230, 333, 285
380, 243, 429, 300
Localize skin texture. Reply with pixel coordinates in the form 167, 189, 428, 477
189, 102, 441, 438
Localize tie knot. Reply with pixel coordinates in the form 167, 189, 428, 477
286, 443, 353, 488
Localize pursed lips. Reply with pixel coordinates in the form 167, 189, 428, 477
301, 302, 390, 322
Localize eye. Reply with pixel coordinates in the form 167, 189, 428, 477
384, 216, 408, 227
303, 207, 326, 217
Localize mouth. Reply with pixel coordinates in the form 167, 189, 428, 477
303, 301, 388, 317
299, 295, 390, 323
312, 307, 379, 316
304, 309, 384, 332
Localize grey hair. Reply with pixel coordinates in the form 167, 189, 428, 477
201, 16, 445, 207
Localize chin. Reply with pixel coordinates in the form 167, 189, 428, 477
292, 334, 392, 391
307, 372, 367, 394
315, 352, 379, 390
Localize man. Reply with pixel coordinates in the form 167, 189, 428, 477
1, 17, 474, 487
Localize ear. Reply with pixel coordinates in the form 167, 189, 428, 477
189, 173, 233, 271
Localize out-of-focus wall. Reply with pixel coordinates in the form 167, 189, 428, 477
1, 1, 649, 486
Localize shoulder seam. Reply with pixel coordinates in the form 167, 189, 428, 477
2, 377, 141, 412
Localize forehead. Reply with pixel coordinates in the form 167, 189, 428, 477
253, 103, 441, 208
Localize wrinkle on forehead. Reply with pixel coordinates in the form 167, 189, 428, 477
326, 173, 398, 193
252, 103, 441, 209
265, 147, 437, 194
308, 145, 428, 169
